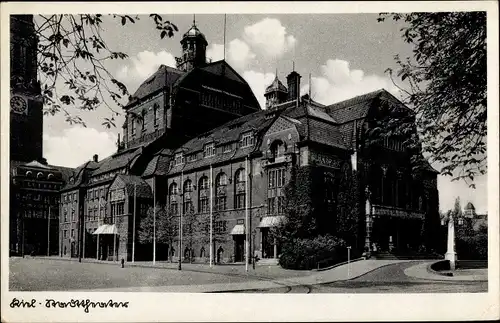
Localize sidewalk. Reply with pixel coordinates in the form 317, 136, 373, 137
75, 259, 412, 292
404, 261, 488, 282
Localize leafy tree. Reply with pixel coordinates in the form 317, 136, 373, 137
182, 203, 198, 262
138, 205, 177, 250
30, 14, 178, 127
377, 12, 486, 187
198, 210, 228, 262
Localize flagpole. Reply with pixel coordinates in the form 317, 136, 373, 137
47, 205, 51, 256
153, 177, 156, 265
179, 171, 183, 270
209, 164, 213, 267
113, 198, 117, 262
82, 205, 86, 259
245, 156, 250, 272
132, 183, 137, 263
97, 197, 100, 260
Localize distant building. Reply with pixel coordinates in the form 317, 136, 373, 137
9, 15, 73, 256
462, 202, 487, 232
9, 16, 440, 262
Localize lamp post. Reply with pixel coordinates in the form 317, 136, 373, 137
347, 246, 351, 279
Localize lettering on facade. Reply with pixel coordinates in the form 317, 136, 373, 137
310, 151, 342, 169
110, 189, 125, 202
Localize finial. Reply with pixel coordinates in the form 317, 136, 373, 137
292, 61, 295, 72
193, 14, 196, 26
275, 67, 278, 79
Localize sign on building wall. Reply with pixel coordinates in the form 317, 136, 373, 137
110, 188, 125, 202
310, 151, 342, 169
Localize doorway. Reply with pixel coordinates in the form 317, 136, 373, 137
233, 235, 244, 262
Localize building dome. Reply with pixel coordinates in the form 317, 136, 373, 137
465, 202, 475, 210
265, 76, 288, 95
183, 24, 207, 43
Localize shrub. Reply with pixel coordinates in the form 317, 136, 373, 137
456, 233, 488, 260
279, 235, 349, 270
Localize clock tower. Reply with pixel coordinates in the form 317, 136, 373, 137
10, 15, 43, 163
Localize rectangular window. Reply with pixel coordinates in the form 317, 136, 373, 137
268, 197, 275, 215
235, 193, 245, 209
241, 133, 254, 148
183, 201, 193, 214
63, 230, 68, 239
199, 198, 209, 213
71, 229, 75, 238
204, 143, 215, 158
174, 153, 184, 166
222, 143, 232, 153
215, 220, 227, 234
170, 202, 179, 215
186, 153, 197, 162
153, 105, 159, 126
277, 196, 285, 214
131, 117, 137, 136
216, 196, 227, 211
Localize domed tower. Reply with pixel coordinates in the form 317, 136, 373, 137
464, 202, 476, 218
264, 73, 288, 109
175, 17, 208, 72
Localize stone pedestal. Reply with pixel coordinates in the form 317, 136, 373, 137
445, 215, 456, 270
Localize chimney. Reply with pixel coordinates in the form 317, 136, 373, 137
93, 154, 99, 163
287, 71, 301, 102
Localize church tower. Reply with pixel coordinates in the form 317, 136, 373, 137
175, 17, 208, 72
10, 15, 44, 163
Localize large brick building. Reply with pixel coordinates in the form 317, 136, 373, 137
9, 16, 440, 263
9, 15, 73, 256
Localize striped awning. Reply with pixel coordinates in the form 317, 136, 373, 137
92, 224, 117, 235
258, 216, 286, 228
230, 224, 245, 235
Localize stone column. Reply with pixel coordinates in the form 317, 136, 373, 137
273, 237, 277, 259
445, 215, 457, 270
365, 187, 372, 251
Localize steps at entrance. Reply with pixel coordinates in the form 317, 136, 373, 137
373, 251, 443, 260
373, 252, 398, 260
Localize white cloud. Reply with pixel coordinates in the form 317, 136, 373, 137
43, 127, 118, 168
206, 44, 224, 62
301, 59, 400, 105
207, 39, 256, 70
243, 18, 296, 58
117, 50, 176, 90
242, 70, 275, 109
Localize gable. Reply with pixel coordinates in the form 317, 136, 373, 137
201, 60, 246, 84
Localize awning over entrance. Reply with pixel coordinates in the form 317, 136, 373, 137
258, 216, 286, 228
92, 224, 117, 235
230, 224, 245, 235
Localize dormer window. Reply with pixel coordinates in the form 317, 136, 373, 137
222, 143, 232, 153
25, 170, 32, 177
131, 116, 137, 136
204, 143, 215, 158
270, 140, 286, 159
141, 109, 147, 132
37, 172, 43, 179
241, 133, 255, 148
174, 153, 184, 166
186, 153, 197, 162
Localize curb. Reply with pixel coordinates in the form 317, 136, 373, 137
316, 257, 364, 272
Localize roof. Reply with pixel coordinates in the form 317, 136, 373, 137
465, 202, 476, 210
127, 64, 184, 105
115, 174, 153, 198
265, 76, 287, 95
91, 147, 143, 176
49, 165, 75, 182
182, 24, 208, 44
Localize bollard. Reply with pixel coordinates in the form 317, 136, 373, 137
121, 258, 124, 268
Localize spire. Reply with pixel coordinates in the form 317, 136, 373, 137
193, 14, 196, 26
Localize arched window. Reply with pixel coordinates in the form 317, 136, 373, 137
141, 109, 147, 131
215, 173, 227, 211
25, 170, 32, 177
169, 183, 179, 215
198, 176, 209, 213
270, 140, 286, 159
234, 168, 246, 209
183, 179, 193, 214
47, 173, 54, 179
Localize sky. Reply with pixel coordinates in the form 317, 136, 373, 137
38, 13, 488, 214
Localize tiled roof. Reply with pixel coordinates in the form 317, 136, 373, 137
50, 165, 75, 182
127, 65, 184, 105
115, 174, 153, 198
265, 76, 287, 94
91, 148, 142, 176
325, 89, 385, 124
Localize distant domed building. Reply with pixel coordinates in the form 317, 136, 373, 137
464, 202, 476, 218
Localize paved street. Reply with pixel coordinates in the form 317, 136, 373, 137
9, 257, 487, 293
9, 257, 258, 291
238, 262, 488, 293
